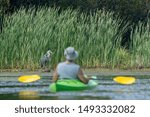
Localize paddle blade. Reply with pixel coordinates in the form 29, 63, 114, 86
18, 75, 40, 83
113, 76, 136, 85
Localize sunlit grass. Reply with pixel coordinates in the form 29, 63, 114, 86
129, 21, 150, 68
1, 8, 149, 70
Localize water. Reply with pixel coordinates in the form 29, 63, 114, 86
0, 75, 150, 100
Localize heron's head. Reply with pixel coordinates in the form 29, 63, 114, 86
46, 50, 52, 58
47, 50, 52, 54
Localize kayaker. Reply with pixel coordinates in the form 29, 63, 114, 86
52, 47, 91, 84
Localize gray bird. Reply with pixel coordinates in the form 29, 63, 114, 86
40, 50, 52, 68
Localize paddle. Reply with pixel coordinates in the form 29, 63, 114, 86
113, 76, 136, 85
18, 74, 96, 83
18, 75, 40, 83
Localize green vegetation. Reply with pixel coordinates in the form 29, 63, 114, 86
0, 8, 149, 70
130, 21, 150, 68
2, 0, 149, 21
0, 8, 122, 69
1, 0, 149, 52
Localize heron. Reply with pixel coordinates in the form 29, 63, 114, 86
40, 50, 52, 68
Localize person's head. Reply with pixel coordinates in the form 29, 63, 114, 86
64, 47, 78, 62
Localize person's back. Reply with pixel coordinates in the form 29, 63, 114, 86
53, 47, 90, 84
57, 62, 80, 79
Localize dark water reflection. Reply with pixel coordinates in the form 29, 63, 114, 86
0, 75, 150, 100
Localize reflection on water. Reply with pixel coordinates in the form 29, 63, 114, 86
0, 75, 150, 100
19, 90, 40, 100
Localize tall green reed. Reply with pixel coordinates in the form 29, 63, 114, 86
130, 21, 150, 68
0, 8, 124, 69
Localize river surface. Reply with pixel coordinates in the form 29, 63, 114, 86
0, 75, 150, 100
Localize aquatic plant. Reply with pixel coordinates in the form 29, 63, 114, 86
0, 8, 127, 69
130, 21, 150, 68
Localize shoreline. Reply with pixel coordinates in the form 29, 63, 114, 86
0, 68, 150, 77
